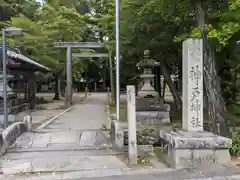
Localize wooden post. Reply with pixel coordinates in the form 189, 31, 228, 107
127, 85, 138, 165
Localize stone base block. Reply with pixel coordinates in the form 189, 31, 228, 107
159, 128, 232, 169
136, 111, 170, 124
136, 98, 170, 111
138, 91, 158, 98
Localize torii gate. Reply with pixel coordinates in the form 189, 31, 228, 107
54, 42, 108, 107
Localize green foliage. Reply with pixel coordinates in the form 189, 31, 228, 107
0, 0, 239, 104
0, 0, 101, 82
230, 132, 240, 156
228, 104, 240, 116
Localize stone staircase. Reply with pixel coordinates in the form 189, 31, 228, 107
0, 130, 127, 178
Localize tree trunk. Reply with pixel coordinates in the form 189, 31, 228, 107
53, 73, 60, 100
195, 0, 230, 137
85, 64, 88, 93
155, 66, 161, 97
109, 51, 115, 104
103, 57, 107, 91
160, 60, 182, 110
24, 81, 28, 100
60, 70, 65, 97
162, 80, 166, 99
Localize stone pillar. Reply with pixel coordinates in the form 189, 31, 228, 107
127, 85, 138, 165
66, 47, 72, 107
182, 38, 203, 132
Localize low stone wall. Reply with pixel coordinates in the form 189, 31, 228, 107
0, 115, 32, 156
107, 105, 163, 147
124, 128, 159, 145
108, 113, 161, 146
2, 122, 22, 147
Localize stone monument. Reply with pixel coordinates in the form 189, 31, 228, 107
159, 38, 232, 169
136, 50, 170, 124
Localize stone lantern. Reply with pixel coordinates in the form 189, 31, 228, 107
0, 74, 16, 99
135, 50, 170, 125
137, 49, 159, 98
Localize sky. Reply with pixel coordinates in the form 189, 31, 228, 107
36, 0, 44, 4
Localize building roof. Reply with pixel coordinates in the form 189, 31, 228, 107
7, 50, 51, 72
0, 45, 51, 72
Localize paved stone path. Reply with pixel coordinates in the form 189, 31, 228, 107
0, 93, 127, 179
31, 92, 84, 128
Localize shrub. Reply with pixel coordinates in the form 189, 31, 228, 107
230, 132, 240, 156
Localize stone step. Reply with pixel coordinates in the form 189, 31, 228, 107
0, 168, 127, 179
0, 154, 127, 175
33, 128, 111, 133
8, 144, 114, 153
10, 130, 111, 150
2, 168, 240, 180
2, 149, 124, 160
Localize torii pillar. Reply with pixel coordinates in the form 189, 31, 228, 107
54, 42, 105, 107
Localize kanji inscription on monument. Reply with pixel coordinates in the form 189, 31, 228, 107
182, 39, 203, 132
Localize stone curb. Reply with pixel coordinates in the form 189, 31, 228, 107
0, 168, 152, 179
36, 106, 73, 130
0, 167, 174, 179
36, 94, 89, 130
1, 169, 240, 180
0, 115, 32, 156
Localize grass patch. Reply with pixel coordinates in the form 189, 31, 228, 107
154, 147, 165, 163
137, 155, 151, 165
109, 102, 127, 121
